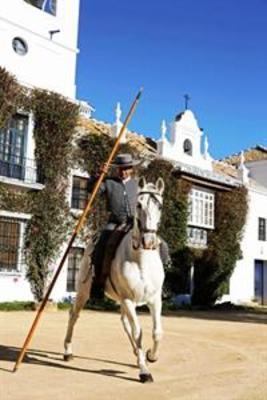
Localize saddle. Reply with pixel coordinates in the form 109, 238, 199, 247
99, 229, 126, 284
94, 223, 132, 286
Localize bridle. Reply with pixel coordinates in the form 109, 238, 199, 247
133, 189, 163, 249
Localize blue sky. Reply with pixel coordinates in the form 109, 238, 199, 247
76, 0, 267, 159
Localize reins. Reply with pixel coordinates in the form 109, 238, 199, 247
133, 189, 163, 250
138, 190, 163, 209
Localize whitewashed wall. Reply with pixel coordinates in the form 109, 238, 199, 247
0, 0, 80, 98
246, 160, 267, 189
228, 183, 267, 304
0, 0, 81, 302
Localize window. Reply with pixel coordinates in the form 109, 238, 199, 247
0, 217, 25, 272
188, 187, 215, 229
24, 0, 57, 16
0, 114, 28, 180
187, 227, 207, 248
183, 139, 193, 156
12, 37, 28, 56
71, 176, 89, 210
258, 218, 266, 241
67, 247, 84, 292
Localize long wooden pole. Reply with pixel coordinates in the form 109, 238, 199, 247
13, 87, 143, 372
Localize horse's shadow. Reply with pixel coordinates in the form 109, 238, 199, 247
0, 345, 139, 382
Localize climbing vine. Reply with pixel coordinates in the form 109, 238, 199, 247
0, 67, 248, 305
0, 67, 26, 129
192, 186, 248, 306
0, 183, 33, 213
140, 158, 248, 304
24, 90, 79, 301
31, 89, 79, 183
0, 67, 79, 301
141, 158, 192, 296
24, 186, 72, 301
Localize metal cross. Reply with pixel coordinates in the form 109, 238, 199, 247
184, 94, 190, 110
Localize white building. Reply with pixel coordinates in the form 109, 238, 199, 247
157, 109, 240, 250
157, 110, 267, 305
223, 148, 267, 305
1, 2, 266, 306
0, 0, 79, 98
158, 110, 213, 171
0, 0, 91, 302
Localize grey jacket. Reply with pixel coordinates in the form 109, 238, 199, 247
100, 177, 138, 227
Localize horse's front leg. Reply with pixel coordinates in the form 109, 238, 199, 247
120, 305, 137, 356
63, 288, 91, 360
147, 294, 163, 363
64, 248, 93, 361
122, 299, 153, 383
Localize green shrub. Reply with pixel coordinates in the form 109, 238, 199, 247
0, 301, 35, 311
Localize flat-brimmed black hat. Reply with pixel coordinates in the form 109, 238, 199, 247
112, 153, 140, 168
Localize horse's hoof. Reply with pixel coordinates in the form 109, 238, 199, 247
146, 349, 158, 363
139, 373, 154, 383
63, 354, 73, 361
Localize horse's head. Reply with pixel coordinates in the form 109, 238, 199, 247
135, 177, 165, 250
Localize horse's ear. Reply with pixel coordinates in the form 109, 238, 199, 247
156, 177, 165, 195
138, 176, 146, 190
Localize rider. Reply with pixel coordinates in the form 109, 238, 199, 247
91, 153, 169, 297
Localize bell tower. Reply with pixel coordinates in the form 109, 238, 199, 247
157, 108, 213, 170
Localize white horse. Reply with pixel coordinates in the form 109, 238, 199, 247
63, 177, 165, 383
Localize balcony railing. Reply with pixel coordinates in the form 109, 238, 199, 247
0, 153, 41, 185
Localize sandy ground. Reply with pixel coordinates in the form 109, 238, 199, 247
1, 309, 267, 400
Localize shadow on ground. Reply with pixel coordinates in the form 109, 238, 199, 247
0, 344, 138, 382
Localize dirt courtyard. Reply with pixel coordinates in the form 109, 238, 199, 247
1, 309, 267, 400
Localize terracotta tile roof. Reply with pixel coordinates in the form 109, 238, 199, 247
77, 117, 111, 136
222, 145, 267, 166
212, 161, 239, 179
77, 116, 157, 158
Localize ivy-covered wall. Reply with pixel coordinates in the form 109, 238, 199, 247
140, 158, 192, 296
0, 67, 25, 129
0, 68, 79, 301
24, 90, 79, 301
192, 186, 248, 306
138, 160, 247, 303
0, 67, 248, 305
